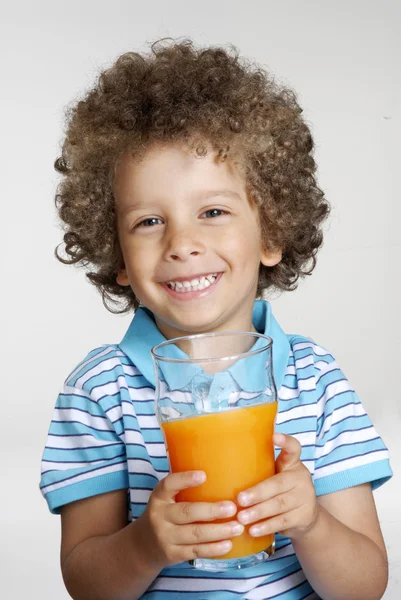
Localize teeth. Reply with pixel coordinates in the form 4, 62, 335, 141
167, 274, 217, 292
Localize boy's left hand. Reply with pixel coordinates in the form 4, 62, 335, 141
237, 433, 319, 541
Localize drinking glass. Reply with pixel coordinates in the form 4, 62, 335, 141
151, 331, 277, 572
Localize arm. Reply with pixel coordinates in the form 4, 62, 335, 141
60, 490, 161, 600
292, 484, 388, 600
237, 434, 388, 600
60, 471, 243, 600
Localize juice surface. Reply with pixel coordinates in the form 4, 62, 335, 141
162, 401, 277, 559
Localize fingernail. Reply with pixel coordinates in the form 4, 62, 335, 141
238, 492, 251, 506
238, 511, 253, 524
193, 471, 206, 483
230, 522, 244, 535
250, 525, 262, 537
219, 540, 232, 552
220, 502, 236, 517
273, 433, 285, 445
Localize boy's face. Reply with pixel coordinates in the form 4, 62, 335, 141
114, 143, 281, 339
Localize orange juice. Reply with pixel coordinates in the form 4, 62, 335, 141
162, 401, 277, 559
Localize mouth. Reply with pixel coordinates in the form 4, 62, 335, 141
160, 272, 222, 300
166, 273, 218, 292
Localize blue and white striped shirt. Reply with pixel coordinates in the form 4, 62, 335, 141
40, 300, 392, 599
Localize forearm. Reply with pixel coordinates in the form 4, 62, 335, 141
62, 518, 162, 600
292, 505, 388, 600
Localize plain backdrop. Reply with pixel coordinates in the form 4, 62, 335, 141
1, 1, 400, 598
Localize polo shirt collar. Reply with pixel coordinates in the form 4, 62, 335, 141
119, 300, 290, 391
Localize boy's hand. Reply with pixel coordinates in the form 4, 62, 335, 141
138, 471, 244, 568
237, 433, 319, 541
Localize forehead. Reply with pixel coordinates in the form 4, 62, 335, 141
113, 143, 246, 209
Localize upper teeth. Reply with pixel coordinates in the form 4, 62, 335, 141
167, 273, 217, 292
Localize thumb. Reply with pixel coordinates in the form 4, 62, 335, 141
274, 433, 302, 472
153, 470, 206, 502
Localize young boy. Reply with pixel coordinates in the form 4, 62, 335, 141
40, 40, 392, 600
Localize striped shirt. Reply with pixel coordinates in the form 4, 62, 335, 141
40, 300, 392, 599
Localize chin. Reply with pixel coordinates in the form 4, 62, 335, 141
159, 314, 222, 338
175, 320, 215, 335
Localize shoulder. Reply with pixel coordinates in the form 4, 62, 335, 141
286, 334, 338, 375
283, 335, 348, 406
63, 344, 140, 401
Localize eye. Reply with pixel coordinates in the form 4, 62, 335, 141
202, 208, 229, 219
135, 217, 163, 228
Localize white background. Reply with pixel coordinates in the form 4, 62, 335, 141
1, 1, 400, 598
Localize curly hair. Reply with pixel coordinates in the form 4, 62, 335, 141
54, 38, 329, 313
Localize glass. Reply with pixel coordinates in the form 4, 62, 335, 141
151, 331, 277, 572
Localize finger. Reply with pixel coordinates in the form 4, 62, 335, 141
183, 540, 233, 561
245, 507, 302, 537
237, 491, 299, 526
154, 471, 206, 502
175, 521, 244, 545
274, 433, 302, 472
237, 470, 296, 507
167, 500, 237, 525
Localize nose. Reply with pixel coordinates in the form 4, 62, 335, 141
163, 226, 206, 262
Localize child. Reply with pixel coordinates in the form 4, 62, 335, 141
40, 39, 392, 600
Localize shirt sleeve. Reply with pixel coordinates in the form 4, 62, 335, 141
313, 350, 392, 496
40, 350, 129, 514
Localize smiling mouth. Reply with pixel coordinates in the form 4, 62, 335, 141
166, 273, 218, 293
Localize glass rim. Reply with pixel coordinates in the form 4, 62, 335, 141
150, 330, 273, 363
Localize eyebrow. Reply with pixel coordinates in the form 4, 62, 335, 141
118, 189, 242, 217
196, 189, 242, 201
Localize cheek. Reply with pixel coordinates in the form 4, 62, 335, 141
123, 252, 149, 292
220, 227, 262, 267
123, 238, 154, 273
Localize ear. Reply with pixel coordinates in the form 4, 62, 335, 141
116, 268, 130, 286
260, 247, 282, 267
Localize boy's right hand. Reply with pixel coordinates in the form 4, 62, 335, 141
136, 470, 244, 568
